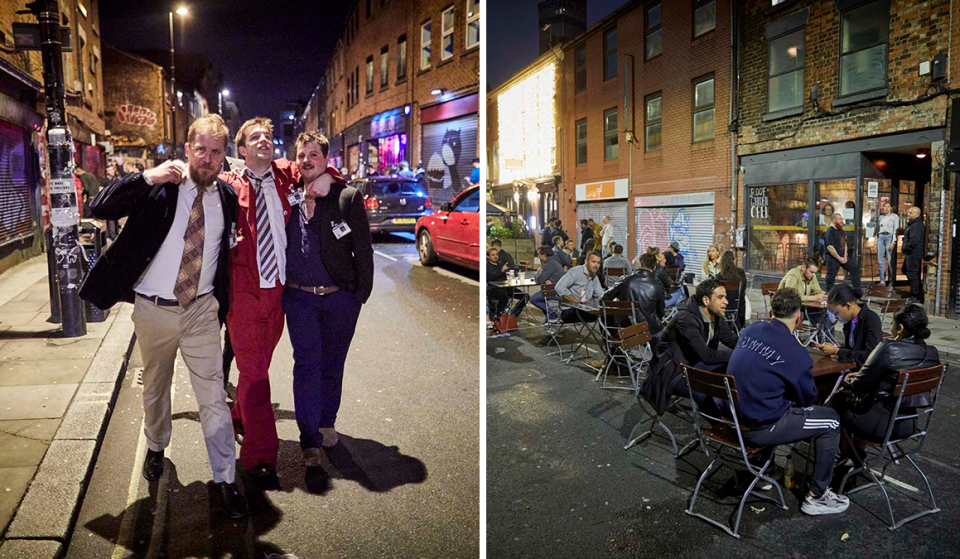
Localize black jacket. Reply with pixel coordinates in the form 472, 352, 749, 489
602, 269, 666, 335
579, 226, 594, 251
718, 267, 748, 330
487, 259, 507, 283
847, 337, 940, 411
837, 304, 883, 367
497, 249, 516, 271
639, 297, 738, 415
901, 217, 924, 264
303, 179, 375, 303
79, 172, 237, 324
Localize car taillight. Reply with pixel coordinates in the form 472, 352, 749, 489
364, 197, 379, 210
424, 197, 432, 209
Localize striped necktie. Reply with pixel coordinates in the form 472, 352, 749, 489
249, 170, 278, 284
174, 187, 206, 307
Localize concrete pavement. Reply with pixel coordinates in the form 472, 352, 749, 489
0, 256, 135, 558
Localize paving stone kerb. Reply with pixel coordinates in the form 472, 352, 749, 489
0, 539, 62, 559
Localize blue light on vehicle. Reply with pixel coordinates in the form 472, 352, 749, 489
417, 190, 425, 197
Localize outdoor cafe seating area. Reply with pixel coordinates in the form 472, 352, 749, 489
488, 266, 948, 539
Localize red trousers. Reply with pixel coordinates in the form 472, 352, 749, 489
227, 285, 284, 469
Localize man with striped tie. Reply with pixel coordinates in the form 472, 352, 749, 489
219, 118, 299, 480
80, 115, 247, 518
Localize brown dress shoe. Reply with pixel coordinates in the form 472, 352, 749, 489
303, 447, 322, 467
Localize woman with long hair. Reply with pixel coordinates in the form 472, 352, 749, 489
716, 251, 747, 329
814, 284, 882, 367
702, 245, 721, 278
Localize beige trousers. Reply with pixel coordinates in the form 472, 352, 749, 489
132, 294, 235, 483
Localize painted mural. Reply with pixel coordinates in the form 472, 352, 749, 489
635, 207, 700, 264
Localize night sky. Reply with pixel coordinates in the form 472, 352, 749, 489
98, 0, 351, 132
488, 0, 630, 89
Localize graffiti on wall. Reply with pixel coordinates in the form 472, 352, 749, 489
635, 207, 700, 264
116, 104, 158, 127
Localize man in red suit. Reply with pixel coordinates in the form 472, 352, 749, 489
218, 117, 298, 478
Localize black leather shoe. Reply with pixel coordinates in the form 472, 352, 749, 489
248, 464, 276, 479
142, 449, 164, 481
218, 482, 248, 519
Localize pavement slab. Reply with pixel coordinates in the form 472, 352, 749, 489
55, 382, 116, 441
0, 419, 59, 468
0, 359, 92, 387
0, 339, 101, 361
0, 300, 48, 314
0, 312, 42, 327
5, 439, 97, 540
0, 466, 36, 534
0, 539, 62, 559
0, 384, 78, 421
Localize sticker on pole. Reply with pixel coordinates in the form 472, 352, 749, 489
50, 178, 76, 195
51, 207, 78, 228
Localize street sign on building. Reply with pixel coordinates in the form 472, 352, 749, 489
11, 22, 72, 51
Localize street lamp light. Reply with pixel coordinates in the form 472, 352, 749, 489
218, 89, 229, 115
169, 5, 188, 157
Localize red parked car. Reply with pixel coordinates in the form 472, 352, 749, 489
415, 185, 480, 271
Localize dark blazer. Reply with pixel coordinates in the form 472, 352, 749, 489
302, 179, 375, 303
79, 172, 238, 324
837, 304, 883, 367
640, 297, 738, 415
901, 217, 925, 268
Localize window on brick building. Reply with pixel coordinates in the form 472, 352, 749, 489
466, 0, 480, 49
380, 47, 389, 88
645, 94, 662, 152
693, 76, 715, 142
603, 27, 617, 80
694, 0, 715, 38
366, 56, 374, 94
355, 66, 360, 101
398, 36, 408, 79
442, 6, 455, 61
574, 45, 586, 92
576, 118, 587, 165
839, 0, 889, 98
421, 21, 432, 70
645, 3, 662, 60
604, 107, 619, 160
768, 29, 804, 113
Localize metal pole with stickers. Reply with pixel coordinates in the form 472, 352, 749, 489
24, 0, 87, 337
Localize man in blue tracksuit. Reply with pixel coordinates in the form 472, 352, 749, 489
727, 287, 849, 515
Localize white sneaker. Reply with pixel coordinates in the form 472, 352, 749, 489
801, 488, 850, 515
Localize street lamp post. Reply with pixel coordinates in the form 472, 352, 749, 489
218, 89, 229, 115
169, 6, 187, 158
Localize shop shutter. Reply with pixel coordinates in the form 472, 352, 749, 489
421, 113, 478, 206
634, 203, 715, 275
0, 119, 34, 244
576, 201, 629, 252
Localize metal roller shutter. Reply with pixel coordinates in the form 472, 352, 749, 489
576, 201, 628, 252
421, 113, 478, 206
0, 119, 34, 244
634, 203, 715, 275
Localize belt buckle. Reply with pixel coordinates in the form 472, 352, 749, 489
313, 286, 325, 296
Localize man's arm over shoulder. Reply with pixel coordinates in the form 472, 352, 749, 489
89, 172, 154, 220
344, 186, 374, 303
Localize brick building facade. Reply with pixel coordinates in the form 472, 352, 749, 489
557, 0, 733, 273
737, 0, 957, 316
304, 0, 480, 205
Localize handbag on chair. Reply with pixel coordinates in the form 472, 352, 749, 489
494, 313, 518, 334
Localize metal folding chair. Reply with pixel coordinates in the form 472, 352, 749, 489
721, 280, 742, 336
756, 282, 780, 321
539, 286, 566, 359
683, 365, 789, 539
838, 363, 948, 530
597, 310, 652, 394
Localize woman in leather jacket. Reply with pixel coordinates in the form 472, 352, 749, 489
833, 304, 940, 442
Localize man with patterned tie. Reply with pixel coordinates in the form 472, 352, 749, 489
218, 118, 298, 479
79, 115, 247, 519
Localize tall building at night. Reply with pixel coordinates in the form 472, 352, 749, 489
538, 0, 586, 54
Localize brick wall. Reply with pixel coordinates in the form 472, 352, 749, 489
558, 0, 734, 262
102, 44, 166, 149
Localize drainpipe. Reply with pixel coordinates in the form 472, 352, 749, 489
729, 0, 739, 255
625, 54, 634, 261
936, 152, 946, 313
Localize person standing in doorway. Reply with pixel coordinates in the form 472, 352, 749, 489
824, 212, 861, 292
901, 206, 925, 304
877, 201, 899, 286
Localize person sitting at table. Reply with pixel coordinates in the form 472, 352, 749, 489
639, 277, 737, 419
554, 251, 603, 324
490, 238, 516, 271
602, 252, 665, 336
664, 241, 685, 276
603, 243, 631, 272
530, 246, 567, 321
487, 248, 528, 320
832, 303, 941, 448
649, 247, 685, 307
552, 235, 572, 269
813, 285, 881, 368
726, 287, 849, 516
702, 245, 721, 278
717, 250, 748, 331
564, 238, 580, 264
779, 257, 826, 303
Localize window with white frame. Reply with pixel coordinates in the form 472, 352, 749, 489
380, 46, 389, 87
421, 21, 432, 70
398, 36, 407, 79
646, 3, 662, 59
576, 118, 587, 165
839, 0, 889, 98
768, 29, 804, 113
604, 107, 619, 160
366, 56, 374, 94
466, 0, 480, 49
693, 0, 716, 38
693, 76, 715, 142
645, 94, 662, 152
442, 6, 455, 60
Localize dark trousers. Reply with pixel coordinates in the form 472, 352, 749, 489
560, 308, 599, 324
903, 257, 923, 300
488, 286, 528, 318
530, 291, 558, 320
671, 361, 726, 418
741, 406, 841, 497
825, 258, 861, 292
283, 288, 362, 450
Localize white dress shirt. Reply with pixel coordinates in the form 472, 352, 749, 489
245, 167, 288, 288
135, 177, 224, 300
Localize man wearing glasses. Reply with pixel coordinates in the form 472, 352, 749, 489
80, 114, 247, 519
